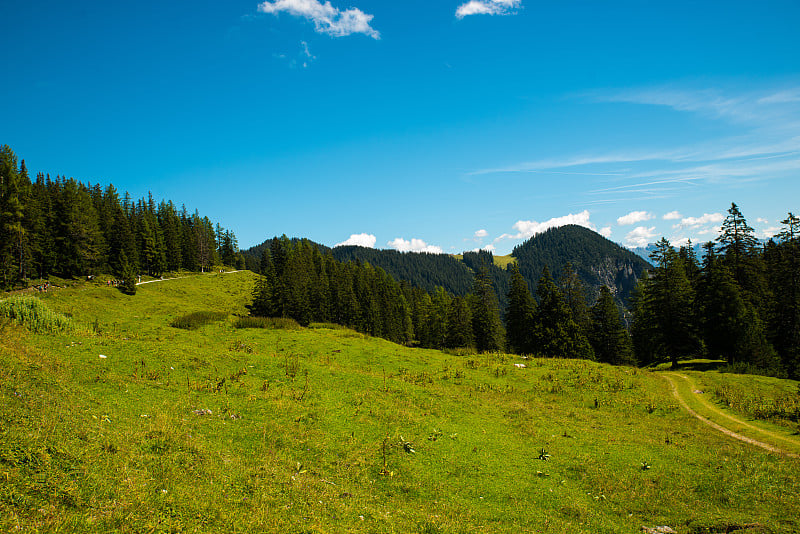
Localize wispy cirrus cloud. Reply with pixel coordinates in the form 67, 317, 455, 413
469, 83, 800, 205
258, 0, 379, 39
456, 0, 521, 19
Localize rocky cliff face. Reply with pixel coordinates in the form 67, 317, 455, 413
588, 256, 646, 304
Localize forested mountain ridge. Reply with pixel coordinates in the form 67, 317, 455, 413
242, 226, 650, 310
241, 237, 330, 272
243, 243, 510, 308
512, 225, 652, 305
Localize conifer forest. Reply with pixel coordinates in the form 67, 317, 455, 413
2, 144, 799, 377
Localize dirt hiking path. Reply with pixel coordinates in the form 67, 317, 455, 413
661, 373, 800, 458
136, 270, 244, 285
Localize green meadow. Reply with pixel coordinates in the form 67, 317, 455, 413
1, 271, 799, 533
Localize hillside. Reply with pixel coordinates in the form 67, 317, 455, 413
330, 246, 476, 297
1, 273, 799, 533
244, 241, 511, 309
243, 227, 650, 312
512, 225, 652, 305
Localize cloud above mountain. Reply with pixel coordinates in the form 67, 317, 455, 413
335, 233, 377, 247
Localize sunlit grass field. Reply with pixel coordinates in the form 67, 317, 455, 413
1, 271, 799, 533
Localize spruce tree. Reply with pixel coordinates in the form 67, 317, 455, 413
469, 266, 505, 352
0, 145, 25, 287
590, 286, 635, 365
505, 263, 536, 354
766, 214, 800, 376
716, 202, 764, 302
533, 266, 594, 360
119, 250, 137, 295
559, 263, 591, 333
649, 239, 700, 367
427, 287, 451, 349
446, 296, 474, 349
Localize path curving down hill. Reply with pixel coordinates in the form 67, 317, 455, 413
662, 372, 800, 459
136, 270, 245, 285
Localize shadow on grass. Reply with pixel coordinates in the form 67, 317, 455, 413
675, 359, 727, 372
651, 359, 727, 372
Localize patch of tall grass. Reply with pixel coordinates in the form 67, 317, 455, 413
234, 316, 301, 330
308, 322, 347, 330
0, 296, 76, 333
170, 311, 228, 330
711, 383, 800, 425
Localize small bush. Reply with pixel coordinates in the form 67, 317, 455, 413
234, 316, 301, 330
719, 362, 787, 379
0, 296, 75, 334
711, 383, 800, 425
309, 322, 348, 330
170, 311, 228, 330
443, 347, 478, 357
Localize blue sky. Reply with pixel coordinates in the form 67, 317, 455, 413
2, 0, 799, 254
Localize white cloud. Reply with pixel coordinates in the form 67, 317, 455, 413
502, 210, 595, 241
599, 227, 612, 238
672, 237, 693, 248
334, 233, 376, 248
761, 226, 781, 239
472, 244, 496, 253
456, 0, 521, 18
625, 226, 657, 248
617, 210, 653, 226
678, 213, 724, 228
756, 217, 769, 224
258, 0, 379, 39
388, 237, 443, 254
697, 226, 719, 236
474, 229, 488, 238
663, 211, 682, 220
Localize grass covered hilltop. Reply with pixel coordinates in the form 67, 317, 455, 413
1, 271, 799, 533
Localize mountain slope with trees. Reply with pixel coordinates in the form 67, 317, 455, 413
512, 224, 651, 306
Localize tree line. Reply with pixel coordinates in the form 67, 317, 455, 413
5, 144, 797, 377
0, 145, 244, 291
632, 203, 800, 378
250, 236, 634, 366
251, 205, 799, 378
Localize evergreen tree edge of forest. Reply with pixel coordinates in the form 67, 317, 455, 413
4, 145, 799, 378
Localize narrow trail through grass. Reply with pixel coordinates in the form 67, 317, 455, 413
662, 372, 800, 458
135, 270, 245, 285
4, 274, 800, 532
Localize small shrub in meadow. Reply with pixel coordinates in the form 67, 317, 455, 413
170, 311, 228, 330
0, 296, 75, 333
234, 316, 301, 330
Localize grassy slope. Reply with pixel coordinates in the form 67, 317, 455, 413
1, 272, 799, 533
452, 254, 516, 269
